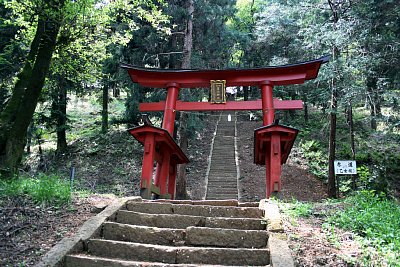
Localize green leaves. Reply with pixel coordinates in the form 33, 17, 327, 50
0, 174, 71, 205
329, 191, 400, 266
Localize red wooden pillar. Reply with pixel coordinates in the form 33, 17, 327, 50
162, 83, 180, 135
260, 81, 274, 125
140, 133, 156, 199
155, 83, 180, 194
168, 163, 177, 199
269, 134, 282, 197
159, 151, 170, 196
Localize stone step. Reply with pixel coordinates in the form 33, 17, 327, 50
207, 181, 237, 185
207, 187, 238, 192
207, 178, 237, 181
116, 211, 204, 229
115, 210, 266, 230
87, 239, 270, 266
153, 199, 239, 206
185, 226, 267, 248
208, 172, 237, 176
103, 223, 267, 248
102, 222, 185, 246
207, 184, 237, 188
208, 175, 237, 181
64, 254, 218, 267
65, 254, 258, 267
125, 201, 263, 218
206, 190, 238, 195
206, 195, 239, 200
209, 164, 236, 168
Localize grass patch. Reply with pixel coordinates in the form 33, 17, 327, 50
327, 190, 400, 266
0, 174, 71, 205
278, 198, 314, 219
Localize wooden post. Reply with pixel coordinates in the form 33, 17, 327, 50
159, 151, 170, 197
168, 163, 177, 199
269, 134, 282, 196
260, 81, 275, 125
162, 83, 180, 135
140, 133, 156, 199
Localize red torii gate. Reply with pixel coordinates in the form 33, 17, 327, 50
122, 55, 329, 199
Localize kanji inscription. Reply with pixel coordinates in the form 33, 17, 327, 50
210, 80, 226, 104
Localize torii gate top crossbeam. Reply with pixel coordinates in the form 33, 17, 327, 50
121, 55, 329, 88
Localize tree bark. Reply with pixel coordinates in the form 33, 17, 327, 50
304, 97, 309, 124
347, 101, 356, 190
367, 77, 381, 130
328, 77, 338, 198
175, 0, 194, 199
102, 83, 109, 134
327, 1, 339, 198
327, 44, 339, 198
56, 85, 67, 152
244, 86, 249, 101
0, 4, 64, 177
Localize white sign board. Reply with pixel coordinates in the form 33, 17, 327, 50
334, 160, 357, 175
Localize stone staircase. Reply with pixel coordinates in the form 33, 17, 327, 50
61, 199, 271, 266
206, 113, 239, 200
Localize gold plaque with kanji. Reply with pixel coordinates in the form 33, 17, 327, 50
210, 80, 226, 104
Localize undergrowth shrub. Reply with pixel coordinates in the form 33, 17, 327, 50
0, 173, 71, 205
299, 140, 328, 179
328, 190, 400, 266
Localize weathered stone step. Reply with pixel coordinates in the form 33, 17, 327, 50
125, 201, 263, 218
153, 199, 239, 206
207, 188, 238, 193
115, 210, 266, 230
207, 190, 238, 195
207, 179, 237, 183
209, 166, 237, 169
116, 211, 204, 228
65, 254, 256, 267
206, 195, 239, 200
102, 222, 185, 246
185, 226, 267, 248
206, 181, 237, 186
207, 179, 236, 182
103, 223, 267, 248
88, 239, 270, 266
208, 174, 237, 178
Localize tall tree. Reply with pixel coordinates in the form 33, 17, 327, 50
0, 0, 66, 177
175, 0, 194, 200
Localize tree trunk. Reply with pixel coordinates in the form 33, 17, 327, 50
347, 101, 356, 190
327, 1, 339, 198
367, 77, 381, 130
56, 85, 67, 152
0, 6, 63, 177
328, 77, 338, 198
244, 86, 249, 101
102, 84, 109, 134
304, 102, 309, 124
175, 0, 194, 199
176, 113, 189, 199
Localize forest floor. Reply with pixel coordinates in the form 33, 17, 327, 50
0, 105, 374, 266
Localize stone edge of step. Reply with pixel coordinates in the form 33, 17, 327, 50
259, 200, 295, 267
